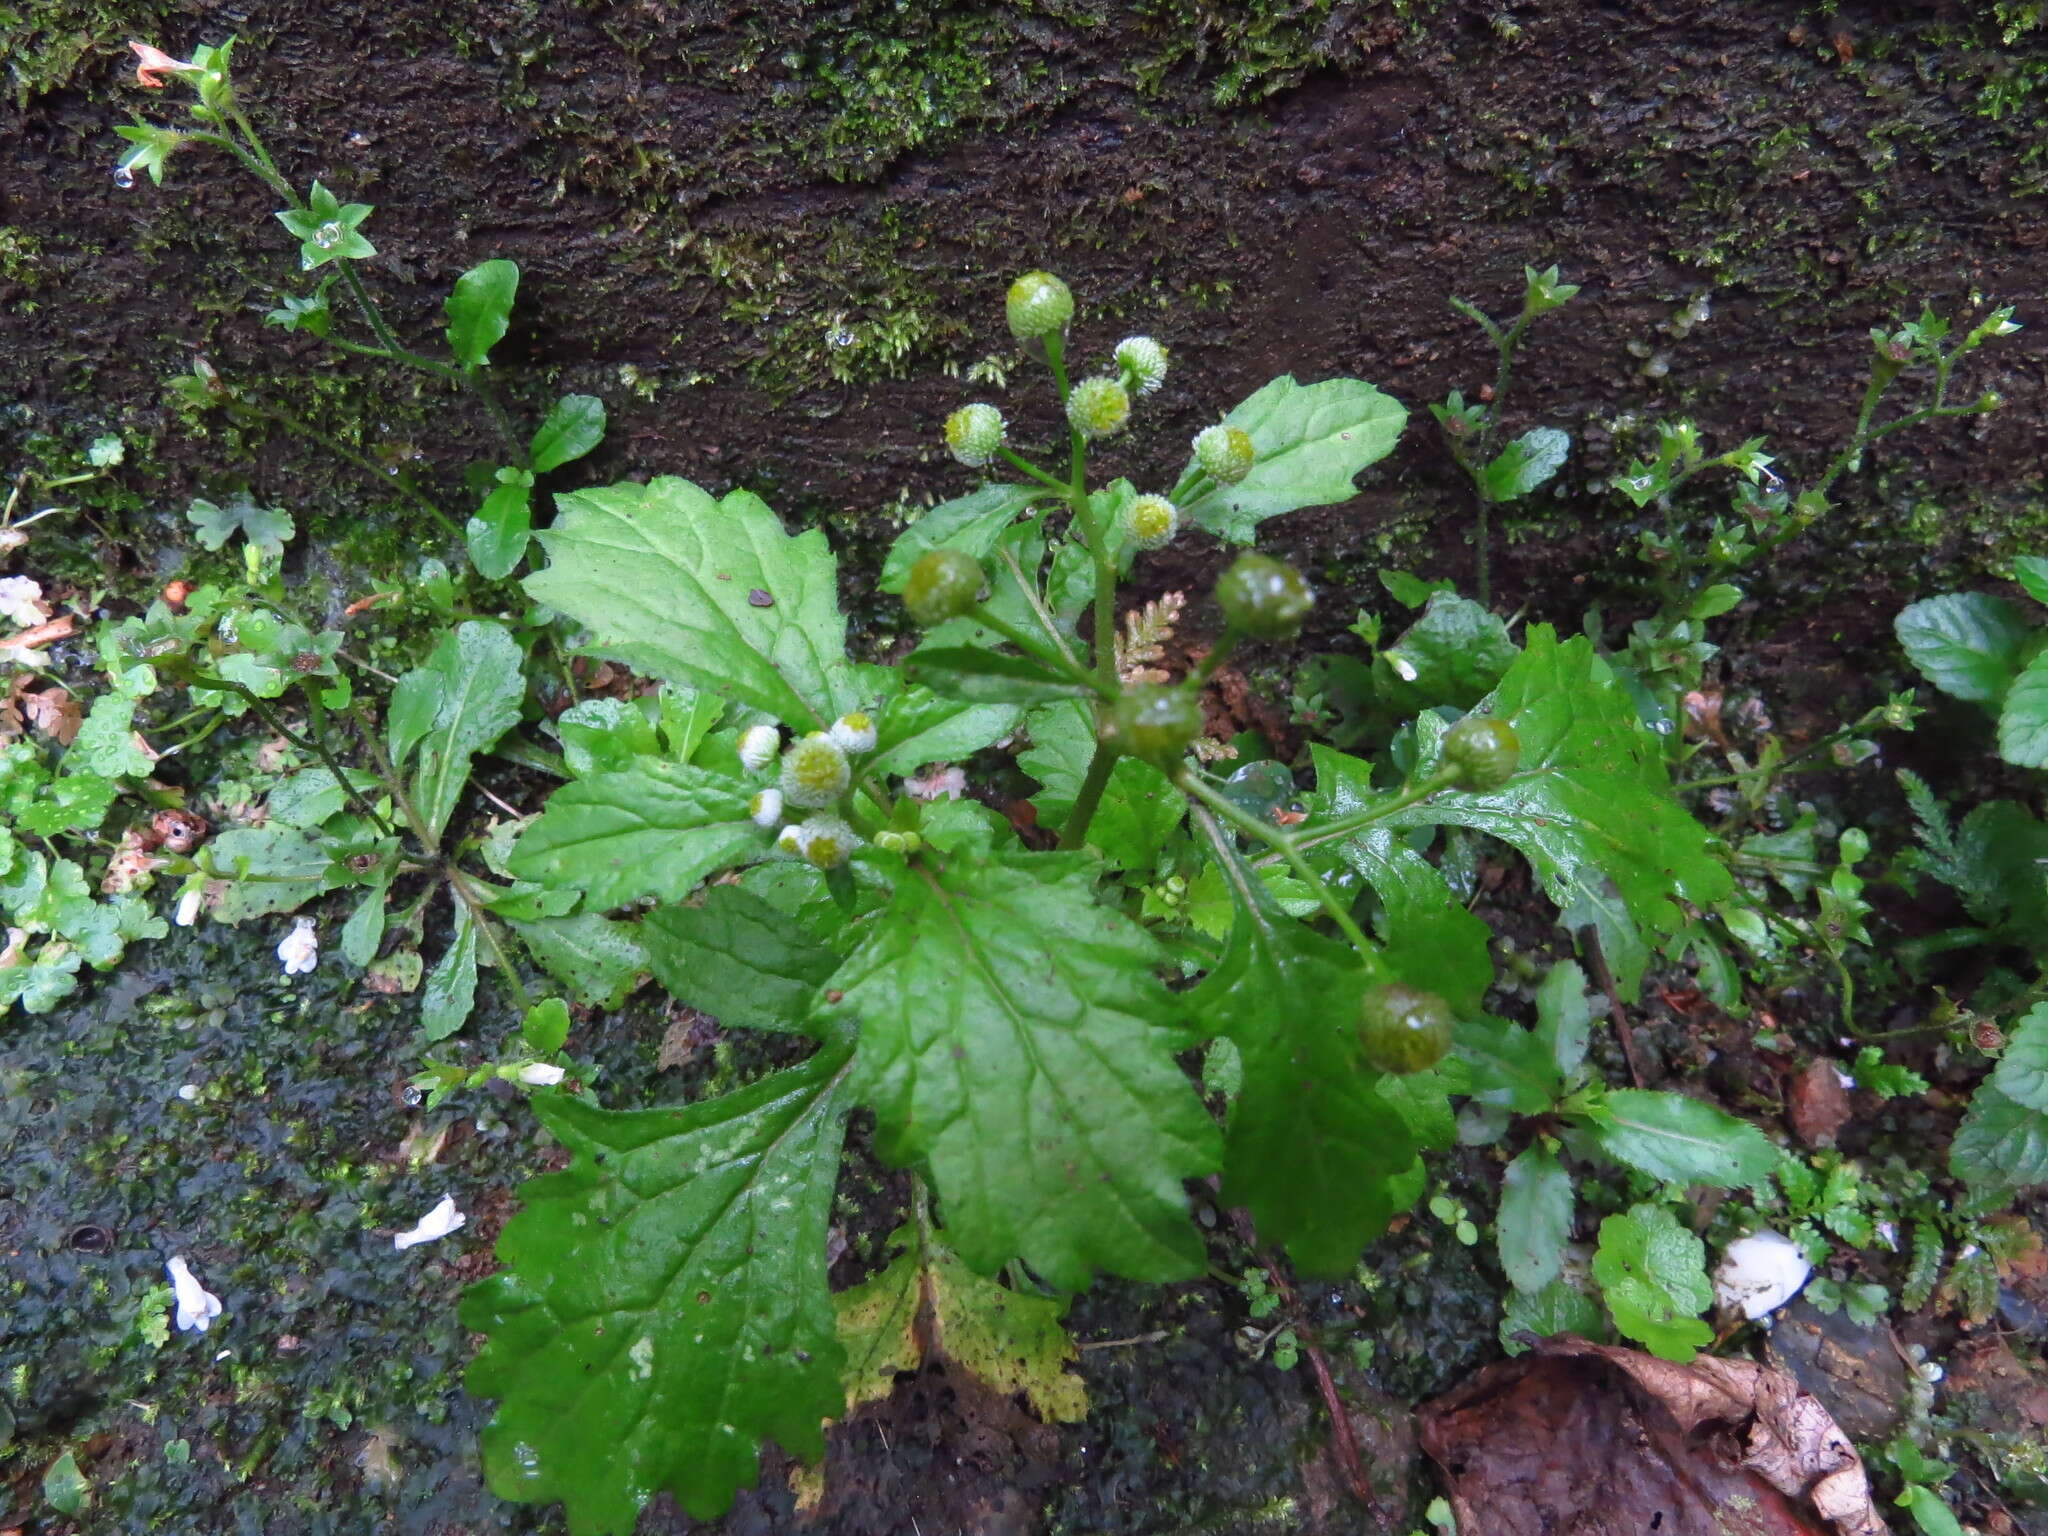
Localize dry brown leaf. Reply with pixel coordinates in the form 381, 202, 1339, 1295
22, 686, 80, 744
1116, 591, 1184, 684
1789, 1058, 1853, 1148
1420, 1334, 1886, 1536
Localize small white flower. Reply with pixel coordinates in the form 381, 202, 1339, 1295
176, 1083, 200, 1102
516, 1062, 565, 1086
828, 711, 877, 755
174, 887, 203, 927
737, 724, 781, 771
776, 823, 812, 858
1712, 1230, 1811, 1321
0, 575, 47, 628
165, 1255, 223, 1334
276, 917, 318, 976
393, 1195, 466, 1251
750, 787, 784, 828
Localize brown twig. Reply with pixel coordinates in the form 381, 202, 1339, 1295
1258, 1257, 1372, 1505
1578, 922, 1646, 1088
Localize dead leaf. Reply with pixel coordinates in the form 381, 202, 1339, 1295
22, 686, 80, 744
1420, 1335, 1887, 1536
1789, 1058, 1853, 1148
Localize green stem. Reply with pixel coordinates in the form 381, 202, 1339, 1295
998, 546, 1084, 671
223, 396, 463, 541
996, 447, 1073, 494
445, 867, 533, 1012
1058, 739, 1121, 851
192, 676, 391, 836
1187, 628, 1242, 692
1179, 771, 1372, 955
1277, 767, 1460, 863
968, 602, 1113, 699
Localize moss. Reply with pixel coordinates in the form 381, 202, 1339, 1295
0, 0, 173, 106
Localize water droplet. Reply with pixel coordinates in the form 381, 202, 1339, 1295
401, 1085, 425, 1107
112, 164, 136, 189
313, 220, 345, 249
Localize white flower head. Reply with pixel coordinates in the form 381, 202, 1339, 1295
176, 1083, 200, 1102
828, 711, 877, 755
516, 1062, 565, 1086
737, 724, 781, 772
749, 787, 784, 828
780, 732, 850, 808
1712, 1230, 1812, 1321
775, 822, 812, 859
165, 1255, 223, 1334
0, 575, 47, 628
276, 916, 318, 976
393, 1195, 466, 1251
174, 886, 204, 928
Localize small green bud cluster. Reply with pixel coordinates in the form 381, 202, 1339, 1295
1193, 424, 1256, 486
1114, 336, 1169, 396
1066, 376, 1131, 440
780, 732, 851, 808
1006, 271, 1074, 340
1122, 494, 1179, 551
902, 548, 985, 627
944, 403, 1006, 467
873, 829, 924, 854
1216, 553, 1313, 641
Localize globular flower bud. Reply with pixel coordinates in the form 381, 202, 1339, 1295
902, 548, 985, 627
738, 724, 781, 771
1440, 715, 1520, 791
944, 403, 1006, 467
799, 816, 859, 870
780, 732, 851, 808
1357, 983, 1455, 1074
829, 711, 877, 754
1066, 376, 1131, 440
1216, 553, 1313, 641
1111, 685, 1203, 768
1193, 424, 1256, 486
1115, 336, 1169, 395
1122, 494, 1179, 552
1006, 270, 1074, 339
749, 787, 784, 828
776, 823, 811, 858
873, 829, 924, 853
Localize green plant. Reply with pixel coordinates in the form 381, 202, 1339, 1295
115, 37, 607, 580
1471, 960, 1774, 1359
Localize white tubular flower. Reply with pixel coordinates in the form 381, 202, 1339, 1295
1115, 335, 1169, 395
1712, 1230, 1812, 1321
276, 917, 318, 976
737, 724, 781, 771
780, 732, 851, 808
749, 787, 785, 828
515, 1062, 566, 1087
174, 887, 203, 927
393, 1195, 466, 1252
828, 711, 877, 754
165, 1255, 223, 1334
0, 575, 47, 627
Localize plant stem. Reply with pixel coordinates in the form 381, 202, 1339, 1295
968, 602, 1113, 699
1178, 771, 1372, 956
998, 546, 1084, 671
1276, 768, 1459, 863
1187, 629, 1242, 692
995, 447, 1073, 494
223, 396, 463, 541
445, 866, 533, 1012
1058, 740, 1120, 852
193, 676, 392, 836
